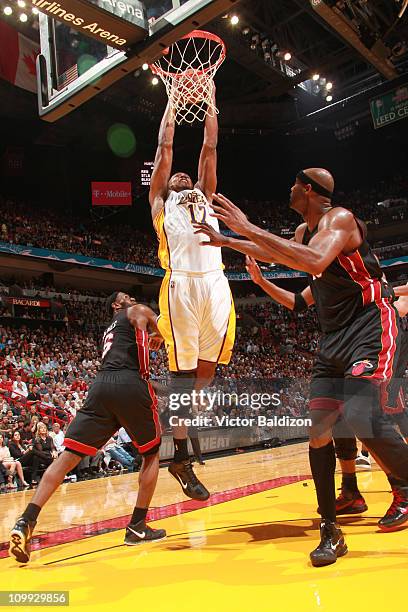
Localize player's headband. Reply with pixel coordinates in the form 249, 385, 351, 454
296, 170, 333, 199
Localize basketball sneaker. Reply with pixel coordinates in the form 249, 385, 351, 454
355, 453, 371, 469
335, 490, 368, 515
317, 489, 368, 515
9, 517, 36, 564
168, 459, 210, 501
378, 486, 408, 532
310, 520, 348, 567
124, 520, 166, 546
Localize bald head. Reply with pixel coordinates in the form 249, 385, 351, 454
302, 168, 335, 195
290, 167, 335, 216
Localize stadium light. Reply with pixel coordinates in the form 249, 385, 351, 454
326, 95, 333, 102
32, 7, 39, 14
142, 63, 149, 71
3, 6, 12, 15
19, 12, 28, 21
312, 73, 320, 81
284, 52, 292, 61
230, 15, 239, 25
326, 81, 333, 91
17, 0, 26, 7
152, 77, 159, 86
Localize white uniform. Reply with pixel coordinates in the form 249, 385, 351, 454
155, 188, 235, 372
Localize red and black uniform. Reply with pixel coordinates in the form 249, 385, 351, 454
64, 310, 160, 457
303, 217, 401, 409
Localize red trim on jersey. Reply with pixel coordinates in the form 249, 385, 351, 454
132, 382, 161, 454
385, 387, 407, 415
309, 397, 344, 411
337, 251, 381, 306
360, 299, 398, 382
135, 328, 149, 380
64, 438, 97, 457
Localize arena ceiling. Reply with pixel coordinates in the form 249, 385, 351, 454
0, 0, 407, 142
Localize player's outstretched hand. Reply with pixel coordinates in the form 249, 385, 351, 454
245, 256, 263, 284
193, 222, 229, 247
149, 332, 164, 351
210, 193, 251, 235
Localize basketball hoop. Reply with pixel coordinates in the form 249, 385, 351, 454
150, 30, 226, 125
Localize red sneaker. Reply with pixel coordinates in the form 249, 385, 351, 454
378, 487, 408, 532
336, 491, 368, 515
317, 490, 368, 516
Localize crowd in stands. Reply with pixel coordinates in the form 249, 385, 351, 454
0, 284, 407, 490
0, 297, 325, 491
1, 174, 407, 273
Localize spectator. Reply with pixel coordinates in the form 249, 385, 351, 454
11, 375, 28, 400
31, 422, 57, 484
103, 436, 137, 472
0, 432, 29, 487
8, 430, 33, 485
50, 422, 65, 454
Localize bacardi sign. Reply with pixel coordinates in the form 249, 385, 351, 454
30, 0, 148, 49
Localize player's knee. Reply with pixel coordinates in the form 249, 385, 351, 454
60, 450, 84, 470
334, 437, 358, 461
342, 378, 379, 437
196, 360, 217, 388
169, 371, 196, 417
309, 435, 332, 449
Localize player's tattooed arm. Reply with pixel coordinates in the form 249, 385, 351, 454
149, 102, 175, 220
210, 193, 353, 276
196, 86, 218, 201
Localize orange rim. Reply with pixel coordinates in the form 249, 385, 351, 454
150, 30, 226, 79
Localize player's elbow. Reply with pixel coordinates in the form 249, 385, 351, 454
308, 258, 326, 277
202, 141, 217, 152
157, 141, 173, 153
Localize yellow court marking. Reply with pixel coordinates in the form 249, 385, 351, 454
1, 470, 407, 612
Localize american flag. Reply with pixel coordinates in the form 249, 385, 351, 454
57, 64, 78, 91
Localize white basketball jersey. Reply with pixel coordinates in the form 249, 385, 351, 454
156, 188, 223, 274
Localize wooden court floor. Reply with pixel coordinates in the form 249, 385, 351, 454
1, 442, 407, 612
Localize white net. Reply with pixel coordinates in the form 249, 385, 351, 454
151, 30, 226, 125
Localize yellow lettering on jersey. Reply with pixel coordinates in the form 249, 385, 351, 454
179, 190, 206, 205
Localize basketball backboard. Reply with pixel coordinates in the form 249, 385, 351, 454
36, 0, 239, 122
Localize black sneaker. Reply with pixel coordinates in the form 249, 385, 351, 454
9, 517, 36, 564
168, 460, 210, 501
310, 520, 348, 567
378, 486, 408, 532
124, 520, 166, 546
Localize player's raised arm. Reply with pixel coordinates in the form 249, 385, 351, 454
246, 256, 314, 311
149, 102, 175, 221
196, 86, 218, 201
209, 193, 354, 276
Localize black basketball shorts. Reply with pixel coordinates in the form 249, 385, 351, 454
310, 300, 401, 411
64, 372, 161, 457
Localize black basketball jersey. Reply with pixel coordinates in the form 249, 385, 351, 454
100, 309, 149, 379
302, 215, 394, 332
